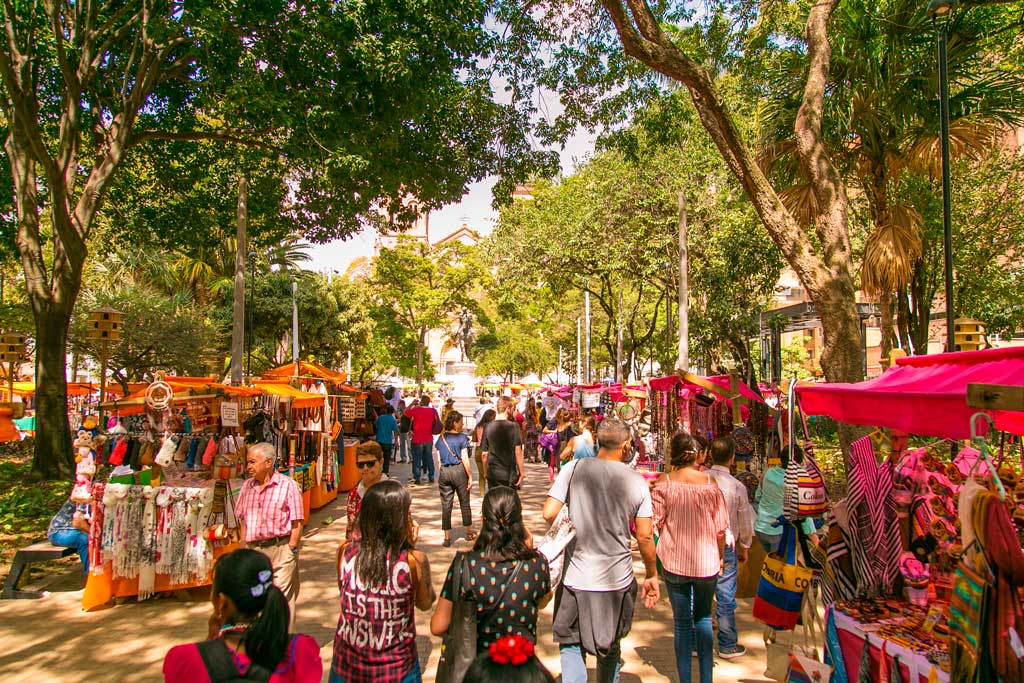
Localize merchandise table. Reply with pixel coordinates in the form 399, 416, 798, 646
831, 607, 948, 683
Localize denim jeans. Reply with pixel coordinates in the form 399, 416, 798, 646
757, 531, 781, 553
49, 529, 89, 573
715, 546, 739, 651
329, 659, 421, 683
663, 569, 717, 683
559, 642, 621, 683
410, 442, 434, 482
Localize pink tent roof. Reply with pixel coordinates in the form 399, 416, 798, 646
796, 346, 1024, 439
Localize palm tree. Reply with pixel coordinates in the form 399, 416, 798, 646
265, 234, 312, 272
759, 0, 1024, 356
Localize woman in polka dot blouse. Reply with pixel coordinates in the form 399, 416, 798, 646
430, 486, 552, 651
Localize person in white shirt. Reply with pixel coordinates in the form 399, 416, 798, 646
707, 436, 755, 659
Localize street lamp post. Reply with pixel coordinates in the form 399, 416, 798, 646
928, 0, 956, 352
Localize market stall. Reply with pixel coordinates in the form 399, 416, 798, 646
791, 347, 1024, 682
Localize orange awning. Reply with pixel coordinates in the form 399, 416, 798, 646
261, 361, 348, 383
251, 381, 325, 409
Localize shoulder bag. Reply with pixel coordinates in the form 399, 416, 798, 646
432, 409, 443, 435
537, 460, 581, 587
196, 637, 275, 682
437, 557, 524, 683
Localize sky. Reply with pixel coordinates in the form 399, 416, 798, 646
304, 127, 597, 275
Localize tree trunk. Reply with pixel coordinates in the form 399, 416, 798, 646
33, 309, 75, 479
878, 292, 896, 360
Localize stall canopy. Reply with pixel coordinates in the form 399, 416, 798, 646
250, 380, 327, 408
262, 361, 348, 383
796, 346, 1024, 439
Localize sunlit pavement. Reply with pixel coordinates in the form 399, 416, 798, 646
0, 458, 776, 682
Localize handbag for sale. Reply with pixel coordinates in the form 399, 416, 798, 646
436, 554, 477, 683
753, 522, 815, 631
786, 652, 832, 683
538, 460, 581, 587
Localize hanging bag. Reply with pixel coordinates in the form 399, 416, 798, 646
783, 383, 827, 519
538, 460, 581, 587
436, 557, 524, 683
432, 408, 443, 435
436, 553, 477, 683
753, 520, 815, 631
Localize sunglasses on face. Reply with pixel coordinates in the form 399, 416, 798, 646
356, 460, 379, 469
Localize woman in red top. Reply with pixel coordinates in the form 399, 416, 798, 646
162, 549, 321, 682
331, 480, 436, 683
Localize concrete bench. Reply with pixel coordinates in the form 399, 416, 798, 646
2, 541, 76, 599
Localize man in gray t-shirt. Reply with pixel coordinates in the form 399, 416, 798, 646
543, 418, 659, 683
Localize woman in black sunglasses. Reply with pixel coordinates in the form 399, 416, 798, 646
345, 441, 390, 542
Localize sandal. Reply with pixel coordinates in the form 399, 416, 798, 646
442, 538, 452, 548
465, 530, 478, 542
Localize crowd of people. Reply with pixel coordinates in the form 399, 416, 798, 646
144, 390, 771, 683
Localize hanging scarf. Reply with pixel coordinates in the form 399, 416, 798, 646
88, 483, 106, 575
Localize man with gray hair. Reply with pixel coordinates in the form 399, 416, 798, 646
543, 417, 659, 683
234, 442, 305, 627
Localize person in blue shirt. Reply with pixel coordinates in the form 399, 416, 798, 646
436, 410, 476, 547
48, 498, 90, 572
373, 405, 399, 476
754, 446, 818, 551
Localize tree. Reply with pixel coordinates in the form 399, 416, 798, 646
370, 236, 483, 386
490, 106, 782, 380
757, 0, 1024, 356
0, 1, 552, 478
498, 0, 873, 394
473, 322, 555, 381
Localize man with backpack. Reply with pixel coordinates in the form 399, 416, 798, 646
396, 398, 413, 464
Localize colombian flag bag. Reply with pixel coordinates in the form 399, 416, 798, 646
753, 521, 815, 631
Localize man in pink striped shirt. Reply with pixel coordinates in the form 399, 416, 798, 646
235, 442, 305, 628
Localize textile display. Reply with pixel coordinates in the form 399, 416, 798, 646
95, 482, 217, 598
831, 607, 948, 683
845, 437, 902, 598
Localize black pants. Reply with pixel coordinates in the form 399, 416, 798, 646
378, 442, 393, 476
438, 465, 472, 530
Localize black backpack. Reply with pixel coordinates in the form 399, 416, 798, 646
400, 413, 412, 434
196, 638, 273, 682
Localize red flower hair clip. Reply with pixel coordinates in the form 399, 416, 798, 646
488, 635, 535, 666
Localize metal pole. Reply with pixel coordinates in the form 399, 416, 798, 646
584, 292, 591, 383
616, 291, 623, 383
247, 251, 256, 378
291, 280, 299, 363
677, 191, 689, 372
937, 19, 955, 352
576, 317, 581, 385
558, 345, 563, 384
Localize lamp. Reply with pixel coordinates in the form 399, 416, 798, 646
927, 0, 956, 352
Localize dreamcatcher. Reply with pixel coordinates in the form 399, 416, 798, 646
616, 399, 642, 422
145, 374, 175, 433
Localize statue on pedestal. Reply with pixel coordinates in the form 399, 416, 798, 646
458, 307, 475, 362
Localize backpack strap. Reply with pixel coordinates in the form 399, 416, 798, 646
196, 638, 273, 682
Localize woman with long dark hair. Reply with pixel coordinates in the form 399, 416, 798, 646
652, 431, 729, 683
163, 549, 321, 682
473, 408, 497, 496
431, 486, 551, 651
521, 399, 541, 463
331, 480, 435, 683
436, 410, 475, 548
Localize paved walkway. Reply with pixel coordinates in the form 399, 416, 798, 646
0, 459, 777, 682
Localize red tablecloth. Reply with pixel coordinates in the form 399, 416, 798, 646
832, 608, 947, 683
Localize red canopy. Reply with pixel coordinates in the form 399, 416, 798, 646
796, 346, 1024, 439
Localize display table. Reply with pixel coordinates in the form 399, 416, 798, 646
831, 608, 948, 683
338, 437, 359, 492
82, 542, 240, 611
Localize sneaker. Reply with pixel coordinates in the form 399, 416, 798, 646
408, 479, 421, 486
719, 645, 747, 660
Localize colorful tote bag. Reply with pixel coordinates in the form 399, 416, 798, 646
754, 521, 815, 631
784, 451, 828, 519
